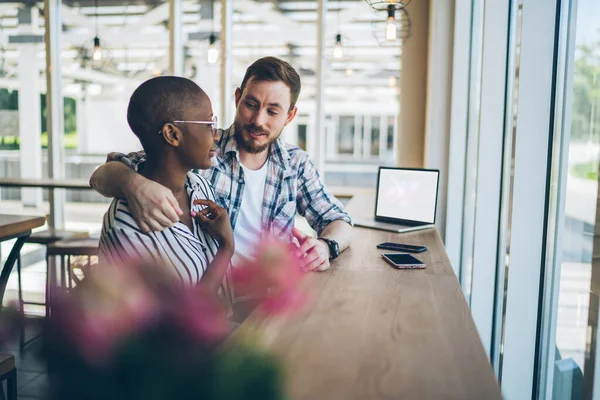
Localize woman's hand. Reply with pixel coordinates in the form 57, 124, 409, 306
192, 199, 234, 252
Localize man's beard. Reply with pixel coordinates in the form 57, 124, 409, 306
234, 120, 280, 154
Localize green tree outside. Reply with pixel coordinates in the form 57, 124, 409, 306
569, 40, 600, 180
0, 88, 77, 150
571, 42, 600, 142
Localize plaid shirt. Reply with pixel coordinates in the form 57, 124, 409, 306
107, 125, 352, 240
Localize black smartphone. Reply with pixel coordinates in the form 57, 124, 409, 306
376, 242, 427, 253
381, 253, 426, 269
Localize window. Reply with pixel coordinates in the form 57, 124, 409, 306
371, 116, 380, 156
337, 116, 355, 155
297, 124, 307, 151
386, 116, 394, 152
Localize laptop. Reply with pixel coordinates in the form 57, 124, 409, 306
353, 167, 440, 233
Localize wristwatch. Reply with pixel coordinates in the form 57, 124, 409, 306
318, 237, 340, 260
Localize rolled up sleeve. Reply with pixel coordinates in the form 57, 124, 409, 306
296, 155, 352, 235
106, 151, 147, 172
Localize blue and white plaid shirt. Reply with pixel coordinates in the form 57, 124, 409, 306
108, 125, 352, 241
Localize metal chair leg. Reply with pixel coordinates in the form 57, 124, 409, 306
17, 256, 25, 355
67, 255, 73, 290
60, 256, 66, 289
0, 236, 27, 310
45, 254, 51, 317
16, 256, 23, 311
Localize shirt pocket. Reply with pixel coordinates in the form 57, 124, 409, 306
271, 200, 296, 237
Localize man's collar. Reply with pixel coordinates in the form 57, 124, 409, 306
220, 125, 238, 157
220, 124, 291, 168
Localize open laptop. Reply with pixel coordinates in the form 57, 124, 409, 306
353, 167, 440, 233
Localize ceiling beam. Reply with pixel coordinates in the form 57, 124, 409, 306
235, 0, 303, 30
116, 2, 170, 36
58, 4, 115, 38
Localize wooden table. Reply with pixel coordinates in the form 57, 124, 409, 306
0, 214, 46, 308
238, 192, 501, 399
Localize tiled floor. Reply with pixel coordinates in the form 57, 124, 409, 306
0, 320, 48, 400
0, 201, 106, 399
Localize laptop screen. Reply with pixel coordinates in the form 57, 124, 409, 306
375, 168, 440, 224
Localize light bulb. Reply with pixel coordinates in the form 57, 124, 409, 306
345, 67, 353, 77
92, 47, 102, 60
386, 5, 397, 41
333, 34, 343, 59
92, 36, 102, 60
208, 45, 218, 64
207, 34, 218, 64
386, 16, 397, 41
389, 76, 397, 88
333, 43, 343, 59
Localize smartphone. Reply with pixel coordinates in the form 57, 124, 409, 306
381, 253, 426, 269
377, 242, 427, 253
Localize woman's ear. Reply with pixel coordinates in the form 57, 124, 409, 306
160, 123, 182, 147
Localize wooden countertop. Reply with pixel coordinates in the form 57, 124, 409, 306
237, 191, 501, 400
0, 214, 46, 240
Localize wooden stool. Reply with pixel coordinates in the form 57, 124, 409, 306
16, 230, 88, 354
17, 229, 89, 309
0, 353, 16, 400
46, 238, 99, 311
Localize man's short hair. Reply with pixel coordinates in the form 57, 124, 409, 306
127, 76, 202, 144
239, 57, 301, 110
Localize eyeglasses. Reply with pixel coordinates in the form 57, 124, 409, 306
157, 115, 218, 137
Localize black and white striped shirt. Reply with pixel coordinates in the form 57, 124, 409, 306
99, 172, 219, 285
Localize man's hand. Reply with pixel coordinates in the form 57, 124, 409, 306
124, 176, 183, 232
192, 199, 235, 252
292, 227, 330, 272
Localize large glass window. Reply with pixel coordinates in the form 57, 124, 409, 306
439, 0, 600, 397
540, 0, 600, 398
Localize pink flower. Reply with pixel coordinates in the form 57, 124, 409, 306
50, 263, 162, 365
48, 260, 230, 365
171, 286, 230, 343
231, 239, 306, 316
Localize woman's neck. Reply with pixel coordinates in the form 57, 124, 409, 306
141, 157, 188, 196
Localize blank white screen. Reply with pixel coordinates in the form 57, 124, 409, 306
375, 169, 438, 223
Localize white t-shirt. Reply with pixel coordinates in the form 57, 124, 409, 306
231, 161, 268, 267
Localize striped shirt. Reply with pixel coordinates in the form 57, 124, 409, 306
108, 125, 352, 241
98, 172, 219, 285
